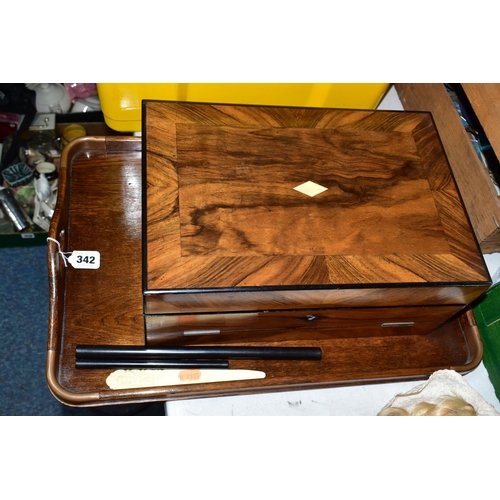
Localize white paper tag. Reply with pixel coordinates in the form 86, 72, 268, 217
67, 250, 100, 269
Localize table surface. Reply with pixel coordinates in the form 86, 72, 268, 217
166, 361, 500, 416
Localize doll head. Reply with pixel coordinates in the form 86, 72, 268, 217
378, 395, 477, 416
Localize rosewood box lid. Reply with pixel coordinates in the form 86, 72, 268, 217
142, 101, 490, 314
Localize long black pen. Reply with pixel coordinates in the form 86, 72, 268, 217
76, 345, 322, 361
76, 359, 229, 369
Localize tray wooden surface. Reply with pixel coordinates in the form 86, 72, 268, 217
47, 136, 485, 407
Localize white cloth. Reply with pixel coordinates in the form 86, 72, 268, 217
379, 369, 500, 416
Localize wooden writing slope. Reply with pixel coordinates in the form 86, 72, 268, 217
47, 136, 489, 407
143, 101, 490, 345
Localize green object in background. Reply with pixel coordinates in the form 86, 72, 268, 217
14, 185, 36, 206
473, 282, 500, 401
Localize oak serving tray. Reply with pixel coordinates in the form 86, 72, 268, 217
143, 101, 490, 345
46, 136, 486, 407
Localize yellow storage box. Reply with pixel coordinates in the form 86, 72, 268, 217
97, 83, 389, 132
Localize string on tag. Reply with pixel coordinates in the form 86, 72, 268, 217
47, 237, 72, 267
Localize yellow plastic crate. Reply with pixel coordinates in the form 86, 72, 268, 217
97, 83, 389, 132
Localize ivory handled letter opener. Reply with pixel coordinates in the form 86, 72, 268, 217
106, 368, 266, 390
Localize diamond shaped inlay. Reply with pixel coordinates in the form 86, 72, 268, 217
293, 181, 328, 197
